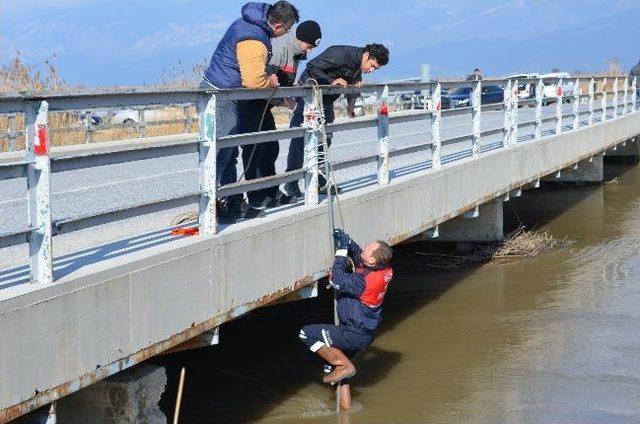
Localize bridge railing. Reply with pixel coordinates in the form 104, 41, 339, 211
0, 75, 637, 284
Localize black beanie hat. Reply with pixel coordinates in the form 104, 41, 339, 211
296, 20, 322, 46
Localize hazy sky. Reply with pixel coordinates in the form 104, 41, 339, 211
1, 0, 638, 86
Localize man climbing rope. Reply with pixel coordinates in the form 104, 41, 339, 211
299, 229, 393, 411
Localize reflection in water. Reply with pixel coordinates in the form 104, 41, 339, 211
156, 164, 640, 424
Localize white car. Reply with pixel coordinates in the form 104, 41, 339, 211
110, 109, 170, 128
506, 73, 540, 99
539, 72, 575, 103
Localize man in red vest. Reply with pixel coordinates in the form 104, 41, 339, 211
299, 229, 393, 410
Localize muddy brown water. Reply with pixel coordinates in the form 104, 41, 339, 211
153, 164, 640, 423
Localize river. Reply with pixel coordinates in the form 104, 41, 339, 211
156, 162, 640, 424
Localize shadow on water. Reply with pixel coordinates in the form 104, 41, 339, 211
151, 165, 640, 423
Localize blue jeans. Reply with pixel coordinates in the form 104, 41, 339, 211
284, 96, 336, 195
199, 78, 241, 187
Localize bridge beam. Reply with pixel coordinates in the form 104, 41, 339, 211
606, 138, 639, 158
56, 364, 166, 424
542, 154, 604, 183
437, 199, 504, 243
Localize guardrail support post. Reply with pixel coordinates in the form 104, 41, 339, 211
510, 81, 519, 146
7, 114, 17, 151
588, 78, 595, 126
601, 78, 608, 123
471, 80, 481, 156
377, 85, 390, 184
197, 94, 218, 235
535, 78, 543, 139
613, 78, 619, 118
183, 105, 191, 133
138, 109, 146, 139
555, 78, 564, 134
622, 77, 629, 115
573, 78, 580, 130
26, 100, 53, 284
431, 83, 442, 169
304, 87, 321, 206
633, 77, 638, 113
84, 111, 93, 144
503, 80, 512, 146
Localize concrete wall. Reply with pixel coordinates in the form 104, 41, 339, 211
2, 113, 640, 421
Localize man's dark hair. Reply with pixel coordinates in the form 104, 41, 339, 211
267, 1, 300, 28
364, 43, 390, 66
474, 68, 481, 72
373, 241, 393, 267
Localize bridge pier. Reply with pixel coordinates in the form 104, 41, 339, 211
542, 154, 604, 183
55, 364, 167, 424
437, 199, 504, 244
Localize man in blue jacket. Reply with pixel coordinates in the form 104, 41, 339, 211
299, 229, 393, 411
200, 1, 299, 222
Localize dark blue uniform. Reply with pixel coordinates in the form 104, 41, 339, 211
300, 241, 393, 357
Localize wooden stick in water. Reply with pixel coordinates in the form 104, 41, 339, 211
173, 367, 186, 424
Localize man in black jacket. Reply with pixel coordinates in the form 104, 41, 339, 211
281, 43, 390, 201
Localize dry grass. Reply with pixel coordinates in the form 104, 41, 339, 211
414, 226, 570, 268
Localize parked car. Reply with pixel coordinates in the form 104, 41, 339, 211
444, 85, 504, 109
539, 72, 575, 104
506, 73, 540, 99
110, 109, 170, 129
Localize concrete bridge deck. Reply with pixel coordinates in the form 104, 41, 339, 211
1, 78, 639, 421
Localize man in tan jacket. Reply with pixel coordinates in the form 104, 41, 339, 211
201, 1, 299, 223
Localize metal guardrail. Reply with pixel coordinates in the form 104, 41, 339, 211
0, 76, 638, 284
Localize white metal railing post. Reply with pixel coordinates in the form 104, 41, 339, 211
431, 83, 442, 169
377, 85, 390, 184
25, 100, 53, 284
633, 77, 638, 113
555, 78, 563, 134
623, 77, 629, 115
613, 77, 619, 118
138, 109, 146, 139
7, 113, 17, 151
510, 81, 519, 146
84, 111, 93, 144
503, 80, 512, 146
601, 78, 608, 123
183, 105, 191, 133
535, 78, 543, 139
573, 78, 580, 130
588, 78, 595, 126
471, 80, 481, 156
197, 93, 218, 235
304, 87, 321, 205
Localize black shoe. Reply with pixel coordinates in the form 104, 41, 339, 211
243, 206, 266, 219
278, 191, 304, 206
318, 185, 341, 195
263, 195, 281, 209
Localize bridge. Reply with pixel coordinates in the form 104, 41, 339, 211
1, 75, 639, 422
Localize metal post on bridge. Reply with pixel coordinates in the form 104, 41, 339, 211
471, 80, 481, 156
196, 93, 218, 235
633, 77, 638, 113
588, 78, 595, 126
431, 83, 442, 170
84, 111, 93, 144
623, 77, 629, 115
377, 86, 390, 185
613, 78, 619, 118
303, 87, 321, 206
601, 78, 608, 123
25, 100, 53, 284
555, 78, 563, 134
138, 109, 146, 139
510, 81, 519, 146
7, 113, 17, 151
573, 78, 580, 130
535, 78, 543, 140
503, 80, 512, 146
183, 105, 192, 133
